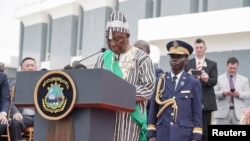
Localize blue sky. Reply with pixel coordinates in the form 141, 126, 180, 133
0, 1, 19, 65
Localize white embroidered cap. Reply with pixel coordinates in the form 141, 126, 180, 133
106, 11, 130, 39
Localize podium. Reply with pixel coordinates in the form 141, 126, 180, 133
15, 69, 136, 141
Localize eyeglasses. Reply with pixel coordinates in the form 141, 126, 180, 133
107, 37, 125, 44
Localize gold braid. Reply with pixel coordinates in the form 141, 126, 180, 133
155, 73, 178, 122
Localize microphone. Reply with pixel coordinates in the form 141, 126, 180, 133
72, 47, 107, 69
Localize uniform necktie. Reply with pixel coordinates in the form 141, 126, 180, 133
229, 75, 234, 103
172, 76, 177, 90
196, 61, 202, 70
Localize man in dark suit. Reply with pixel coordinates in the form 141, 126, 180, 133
184, 38, 218, 141
0, 71, 10, 136
148, 40, 203, 141
9, 57, 37, 141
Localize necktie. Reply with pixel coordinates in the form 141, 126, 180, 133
229, 75, 234, 89
196, 61, 202, 70
229, 75, 234, 103
172, 76, 177, 90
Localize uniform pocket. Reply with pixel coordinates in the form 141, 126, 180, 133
179, 94, 193, 109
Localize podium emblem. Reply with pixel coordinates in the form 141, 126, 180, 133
34, 70, 76, 120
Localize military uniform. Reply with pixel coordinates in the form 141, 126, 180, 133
147, 40, 203, 141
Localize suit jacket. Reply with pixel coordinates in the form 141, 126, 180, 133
9, 80, 35, 117
184, 58, 218, 111
147, 71, 202, 141
213, 73, 250, 120
0, 72, 10, 113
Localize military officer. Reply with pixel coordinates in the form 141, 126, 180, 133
147, 40, 203, 141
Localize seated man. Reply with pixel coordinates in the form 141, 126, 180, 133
9, 57, 37, 141
0, 71, 10, 138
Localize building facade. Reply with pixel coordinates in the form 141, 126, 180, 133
10, 0, 250, 93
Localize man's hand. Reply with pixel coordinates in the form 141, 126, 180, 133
200, 70, 209, 82
149, 137, 156, 141
223, 90, 239, 97
0, 113, 8, 125
187, 69, 194, 75
13, 112, 23, 121
136, 93, 149, 102
231, 90, 239, 97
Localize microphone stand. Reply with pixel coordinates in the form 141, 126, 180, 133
72, 48, 106, 69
